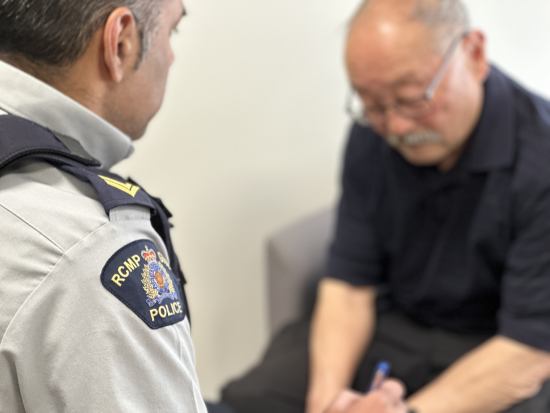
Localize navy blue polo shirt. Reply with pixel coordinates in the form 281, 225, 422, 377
328, 66, 550, 352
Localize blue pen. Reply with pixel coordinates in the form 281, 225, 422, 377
368, 361, 391, 393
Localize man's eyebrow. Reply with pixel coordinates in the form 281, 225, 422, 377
393, 74, 424, 88
181, 6, 187, 17
357, 75, 423, 93
352, 73, 425, 98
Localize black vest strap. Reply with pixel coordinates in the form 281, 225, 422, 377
0, 114, 190, 321
134, 182, 190, 317
0, 115, 100, 168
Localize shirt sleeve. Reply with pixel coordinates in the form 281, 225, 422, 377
1, 221, 207, 413
327, 123, 386, 286
499, 186, 550, 352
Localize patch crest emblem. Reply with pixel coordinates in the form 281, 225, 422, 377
101, 239, 186, 329
141, 246, 177, 307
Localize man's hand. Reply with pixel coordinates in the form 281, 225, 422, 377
325, 380, 408, 413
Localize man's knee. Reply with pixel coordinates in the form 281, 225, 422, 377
221, 320, 310, 412
221, 375, 266, 408
222, 376, 300, 413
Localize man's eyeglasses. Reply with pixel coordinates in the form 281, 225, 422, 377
346, 30, 471, 127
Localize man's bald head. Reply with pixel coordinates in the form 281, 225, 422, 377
351, 0, 470, 53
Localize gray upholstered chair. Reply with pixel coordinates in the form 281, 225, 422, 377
266, 207, 336, 337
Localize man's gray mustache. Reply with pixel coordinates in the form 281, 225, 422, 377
387, 131, 442, 147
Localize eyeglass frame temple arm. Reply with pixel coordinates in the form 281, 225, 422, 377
424, 29, 471, 100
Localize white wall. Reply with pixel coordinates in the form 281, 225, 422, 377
465, 0, 550, 98
113, 0, 550, 400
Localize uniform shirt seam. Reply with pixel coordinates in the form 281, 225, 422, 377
0, 202, 65, 253
0, 221, 111, 346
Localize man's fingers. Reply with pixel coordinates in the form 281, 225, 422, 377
353, 390, 408, 413
380, 379, 406, 400
324, 390, 362, 413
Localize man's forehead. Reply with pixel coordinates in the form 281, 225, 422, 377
346, 20, 439, 92
349, 11, 433, 51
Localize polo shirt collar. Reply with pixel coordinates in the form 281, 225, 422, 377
460, 66, 516, 172
0, 60, 133, 170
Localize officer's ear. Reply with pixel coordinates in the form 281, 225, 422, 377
103, 7, 141, 83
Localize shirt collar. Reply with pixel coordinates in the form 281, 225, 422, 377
0, 60, 133, 170
460, 65, 516, 172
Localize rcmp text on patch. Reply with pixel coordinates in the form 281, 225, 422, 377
101, 239, 186, 329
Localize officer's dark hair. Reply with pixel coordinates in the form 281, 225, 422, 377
352, 0, 470, 52
0, 0, 163, 70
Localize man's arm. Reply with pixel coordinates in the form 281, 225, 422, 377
306, 278, 377, 413
407, 336, 550, 413
406, 184, 550, 413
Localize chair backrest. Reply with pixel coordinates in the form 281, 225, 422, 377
266, 207, 335, 337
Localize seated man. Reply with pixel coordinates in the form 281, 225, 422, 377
222, 0, 550, 412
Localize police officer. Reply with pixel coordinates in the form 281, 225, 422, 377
0, 0, 210, 411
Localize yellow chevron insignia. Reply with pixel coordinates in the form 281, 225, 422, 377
98, 176, 140, 197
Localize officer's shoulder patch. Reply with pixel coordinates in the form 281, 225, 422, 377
101, 239, 186, 329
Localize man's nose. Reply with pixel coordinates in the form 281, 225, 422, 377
385, 108, 417, 137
